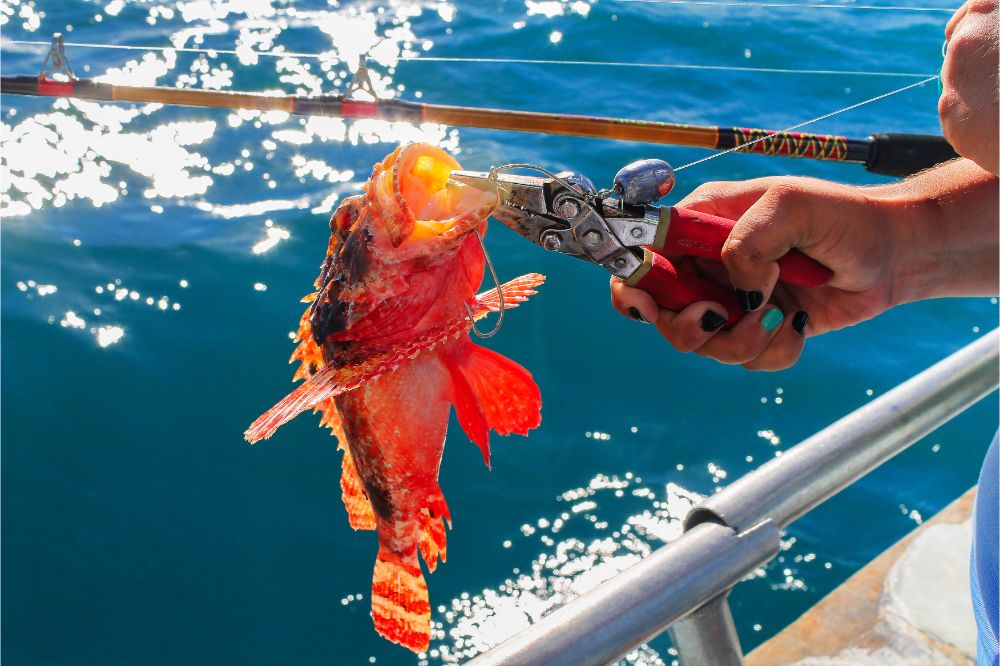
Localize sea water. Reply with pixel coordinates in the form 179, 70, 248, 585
2, 1, 996, 664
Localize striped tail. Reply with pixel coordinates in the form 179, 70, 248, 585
371, 555, 432, 653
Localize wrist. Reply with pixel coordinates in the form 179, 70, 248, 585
873, 161, 1000, 304
878, 192, 945, 306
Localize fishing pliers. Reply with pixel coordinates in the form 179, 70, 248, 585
450, 160, 832, 328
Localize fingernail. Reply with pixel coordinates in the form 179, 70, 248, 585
792, 310, 809, 335
760, 308, 784, 333
737, 289, 764, 312
700, 310, 727, 332
628, 307, 651, 324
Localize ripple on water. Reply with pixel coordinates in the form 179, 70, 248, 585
1, 3, 962, 665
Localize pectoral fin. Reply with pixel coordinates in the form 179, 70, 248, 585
445, 341, 542, 468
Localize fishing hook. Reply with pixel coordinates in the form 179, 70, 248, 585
466, 228, 506, 339
464, 163, 593, 338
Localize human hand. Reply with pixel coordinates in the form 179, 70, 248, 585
610, 176, 903, 370
940, 0, 999, 174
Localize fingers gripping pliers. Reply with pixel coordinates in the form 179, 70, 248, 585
450, 160, 832, 328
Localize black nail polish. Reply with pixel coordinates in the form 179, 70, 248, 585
737, 289, 764, 312
792, 310, 809, 335
628, 307, 650, 324
700, 310, 727, 332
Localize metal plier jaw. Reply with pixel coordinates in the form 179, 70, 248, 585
451, 161, 832, 330
449, 168, 658, 281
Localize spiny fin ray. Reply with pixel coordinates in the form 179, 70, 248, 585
244, 274, 545, 444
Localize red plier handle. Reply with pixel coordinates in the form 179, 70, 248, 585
447, 166, 831, 329
625, 207, 832, 328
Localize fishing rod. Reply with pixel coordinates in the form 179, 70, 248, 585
2, 35, 957, 177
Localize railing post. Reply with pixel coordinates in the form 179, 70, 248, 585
668, 594, 744, 666
466, 520, 778, 666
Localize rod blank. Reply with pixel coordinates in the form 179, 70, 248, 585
0, 74, 957, 175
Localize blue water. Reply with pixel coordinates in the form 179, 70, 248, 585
2, 1, 996, 664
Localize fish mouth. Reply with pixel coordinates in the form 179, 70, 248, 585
374, 144, 498, 246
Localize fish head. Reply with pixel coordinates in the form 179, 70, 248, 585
308, 144, 497, 344
366, 143, 498, 261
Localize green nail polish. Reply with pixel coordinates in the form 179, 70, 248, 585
760, 309, 784, 333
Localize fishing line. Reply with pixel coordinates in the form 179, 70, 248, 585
612, 0, 958, 11
2, 40, 937, 79
3, 39, 331, 61
674, 75, 938, 172
409, 57, 936, 78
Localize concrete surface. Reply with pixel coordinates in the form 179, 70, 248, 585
746, 487, 978, 666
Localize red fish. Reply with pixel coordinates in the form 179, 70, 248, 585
245, 143, 544, 653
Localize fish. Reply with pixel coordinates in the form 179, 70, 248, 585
244, 143, 545, 653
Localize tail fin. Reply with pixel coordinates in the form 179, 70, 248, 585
371, 555, 432, 653
446, 343, 542, 467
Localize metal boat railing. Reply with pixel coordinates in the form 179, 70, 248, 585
468, 329, 1000, 666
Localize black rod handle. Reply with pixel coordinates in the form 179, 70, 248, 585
865, 133, 959, 177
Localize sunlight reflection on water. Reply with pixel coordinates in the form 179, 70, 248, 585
424, 477, 698, 665
1, 0, 463, 356
1, 3, 849, 664
423, 473, 812, 665
1, 0, 460, 225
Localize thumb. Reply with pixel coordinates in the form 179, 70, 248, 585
677, 178, 782, 220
